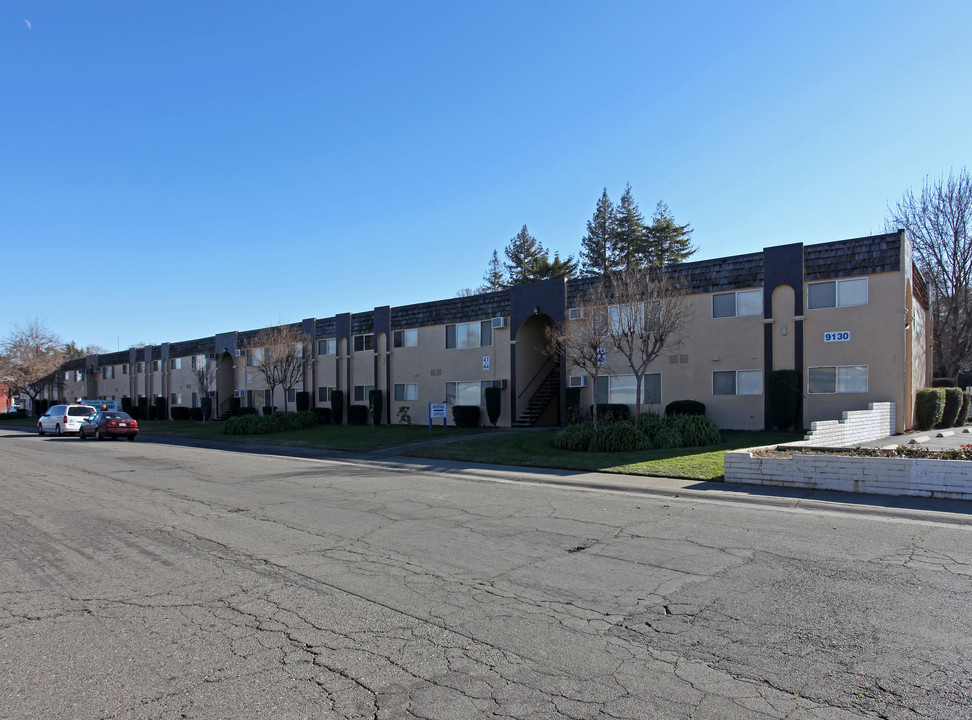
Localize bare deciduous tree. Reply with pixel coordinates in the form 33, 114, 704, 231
0, 319, 65, 415
245, 324, 308, 414
602, 267, 692, 423
545, 280, 612, 428
888, 168, 972, 378
193, 355, 217, 421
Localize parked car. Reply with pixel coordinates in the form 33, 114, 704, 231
78, 411, 139, 441
37, 404, 97, 435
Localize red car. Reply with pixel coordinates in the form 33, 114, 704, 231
78, 411, 139, 441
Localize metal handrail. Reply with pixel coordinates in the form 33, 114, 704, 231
518, 356, 559, 400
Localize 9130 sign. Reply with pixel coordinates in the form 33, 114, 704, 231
824, 331, 850, 343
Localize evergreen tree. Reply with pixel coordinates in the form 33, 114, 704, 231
480, 249, 508, 291
504, 225, 547, 284
643, 201, 696, 266
580, 188, 617, 276
530, 251, 578, 281
611, 183, 647, 271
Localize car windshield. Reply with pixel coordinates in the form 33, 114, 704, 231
68, 407, 96, 416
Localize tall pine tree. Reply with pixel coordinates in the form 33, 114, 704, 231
643, 201, 696, 266
580, 188, 617, 276
611, 183, 647, 271
504, 225, 548, 284
480, 249, 508, 291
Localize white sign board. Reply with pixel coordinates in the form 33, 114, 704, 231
824, 331, 850, 343
429, 402, 447, 419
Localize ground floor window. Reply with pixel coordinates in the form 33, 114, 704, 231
808, 365, 867, 394
713, 370, 762, 396
353, 385, 374, 402
446, 380, 503, 406
595, 374, 661, 405
394, 383, 418, 401
318, 386, 336, 402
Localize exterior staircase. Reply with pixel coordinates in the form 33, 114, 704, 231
512, 362, 560, 427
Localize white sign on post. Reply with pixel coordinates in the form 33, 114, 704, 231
428, 402, 448, 431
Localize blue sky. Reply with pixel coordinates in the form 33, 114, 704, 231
2, 1, 970, 352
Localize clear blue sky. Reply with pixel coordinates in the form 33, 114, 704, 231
2, 1, 970, 352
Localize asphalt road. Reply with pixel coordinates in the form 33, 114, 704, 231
2, 430, 971, 720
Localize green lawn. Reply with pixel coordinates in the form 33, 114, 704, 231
403, 429, 802, 480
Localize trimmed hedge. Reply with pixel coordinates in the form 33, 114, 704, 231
232, 406, 258, 416
223, 410, 317, 435
332, 390, 345, 425
312, 407, 332, 424
229, 396, 241, 413
190, 407, 204, 421
347, 404, 369, 425
588, 420, 651, 453
767, 369, 800, 431
369, 389, 383, 426
665, 399, 705, 417
155, 396, 168, 421
960, 391, 972, 428
296, 391, 310, 412
667, 414, 721, 447
565, 387, 581, 417
201, 397, 212, 421
915, 388, 945, 431
170, 406, 191, 421
553, 412, 722, 453
485, 386, 501, 427
940, 387, 964, 428
121, 396, 132, 413
933, 377, 958, 388
452, 405, 481, 428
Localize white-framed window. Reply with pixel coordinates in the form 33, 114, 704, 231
317, 386, 336, 403
353, 334, 373, 352
394, 329, 418, 348
104, 366, 115, 380
394, 383, 418, 401
170, 358, 182, 370
713, 370, 762, 396
446, 321, 492, 349
807, 278, 867, 310
445, 380, 502, 405
122, 364, 129, 375
152, 360, 160, 372
64, 371, 71, 381
712, 289, 762, 318
136, 362, 145, 374
808, 365, 868, 394
595, 374, 661, 405
318, 338, 337, 355
353, 384, 374, 402
76, 370, 84, 382
247, 348, 264, 366
170, 393, 182, 405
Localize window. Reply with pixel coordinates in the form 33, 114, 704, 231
595, 374, 661, 404
137, 362, 144, 374
394, 329, 418, 348
104, 366, 115, 380
318, 386, 336, 403
152, 360, 160, 372
170, 393, 182, 405
353, 385, 374, 402
446, 321, 492, 349
394, 383, 418, 401
247, 348, 264, 366
192, 392, 198, 407
445, 380, 502, 405
713, 370, 762, 396
65, 371, 71, 381
807, 278, 867, 309
76, 370, 84, 382
318, 338, 337, 355
170, 358, 182, 370
263, 389, 272, 407
122, 364, 128, 375
808, 366, 868, 394
713, 289, 762, 318
354, 334, 373, 352
287, 388, 297, 402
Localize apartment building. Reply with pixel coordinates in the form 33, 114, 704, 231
42, 230, 930, 432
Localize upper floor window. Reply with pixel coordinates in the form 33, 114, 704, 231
353, 334, 373, 352
136, 362, 145, 374
713, 289, 762, 318
446, 321, 492, 349
318, 338, 337, 355
394, 329, 418, 348
247, 348, 264, 366
807, 278, 867, 309
152, 360, 161, 372
170, 358, 182, 370
122, 364, 128, 375
104, 366, 115, 380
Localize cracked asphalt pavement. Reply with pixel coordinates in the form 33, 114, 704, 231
2, 430, 971, 719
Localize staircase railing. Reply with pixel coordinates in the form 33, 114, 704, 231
518, 356, 558, 403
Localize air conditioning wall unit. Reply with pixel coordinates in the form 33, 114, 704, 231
233, 390, 246, 398
491, 316, 507, 329
207, 352, 216, 359
568, 307, 584, 320
568, 375, 588, 387
234, 349, 243, 357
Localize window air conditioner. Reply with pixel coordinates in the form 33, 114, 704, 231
491, 317, 507, 329
207, 352, 216, 359
234, 349, 243, 357
233, 390, 246, 398
568, 307, 584, 320
569, 375, 587, 387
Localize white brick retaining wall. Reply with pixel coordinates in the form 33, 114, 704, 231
725, 445, 972, 500
792, 402, 896, 447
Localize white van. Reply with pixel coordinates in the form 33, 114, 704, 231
37, 404, 97, 436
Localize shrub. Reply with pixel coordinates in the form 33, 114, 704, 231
121, 396, 132, 413
665, 399, 706, 417
331, 390, 345, 425
638, 411, 665, 441
369, 389, 383, 426
653, 425, 684, 449
550, 421, 596, 451
452, 405, 481, 428
565, 387, 581, 417
233, 406, 258, 416
223, 410, 317, 435
933, 377, 958, 388
588, 420, 651, 453
667, 414, 722, 447
6, 410, 26, 419
229, 396, 241, 413
155, 396, 168, 421
767, 369, 800, 431
190, 407, 204, 421
170, 406, 191, 421
296, 391, 310, 412
591, 403, 630, 422
262, 405, 274, 415
915, 388, 945, 431
484, 386, 501, 427
348, 404, 369, 425
312, 407, 332, 424
960, 392, 972, 427
137, 396, 148, 420
940, 387, 964, 428
201, 396, 212, 421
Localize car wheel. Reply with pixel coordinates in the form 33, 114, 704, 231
79, 429, 86, 440
37, 424, 45, 436
55, 424, 62, 436
95, 429, 103, 441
